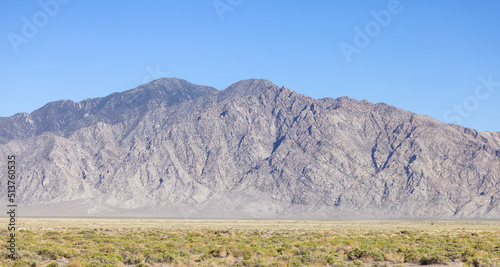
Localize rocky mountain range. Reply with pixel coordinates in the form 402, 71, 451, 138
1, 78, 499, 219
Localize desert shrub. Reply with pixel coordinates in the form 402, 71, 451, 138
11, 259, 39, 267
347, 248, 364, 260
161, 251, 176, 262
419, 254, 447, 265
352, 259, 364, 266
474, 242, 495, 251
347, 247, 384, 262
398, 247, 420, 263
368, 249, 385, 261
294, 246, 311, 256
462, 247, 478, 259
287, 259, 302, 266
88, 252, 123, 265
464, 257, 494, 267
47, 263, 59, 267
229, 248, 243, 258
247, 256, 268, 267
208, 247, 227, 258
144, 253, 165, 263
324, 255, 336, 264
191, 245, 208, 254
124, 254, 144, 264
242, 249, 253, 260
445, 250, 461, 262
66, 262, 84, 267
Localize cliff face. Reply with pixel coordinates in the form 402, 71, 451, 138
1, 78, 499, 218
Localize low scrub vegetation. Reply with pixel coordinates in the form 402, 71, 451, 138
0, 219, 499, 266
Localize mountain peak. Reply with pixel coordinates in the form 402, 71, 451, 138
127, 77, 217, 95
230, 78, 275, 87
223, 78, 280, 97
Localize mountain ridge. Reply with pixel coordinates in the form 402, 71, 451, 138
0, 78, 217, 144
1, 78, 499, 219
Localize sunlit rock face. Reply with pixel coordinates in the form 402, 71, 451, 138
1, 78, 499, 219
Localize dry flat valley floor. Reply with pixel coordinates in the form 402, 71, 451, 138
0, 218, 499, 266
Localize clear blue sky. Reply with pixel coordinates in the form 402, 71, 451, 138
1, 1, 499, 131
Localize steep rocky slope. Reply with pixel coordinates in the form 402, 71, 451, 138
1, 78, 499, 218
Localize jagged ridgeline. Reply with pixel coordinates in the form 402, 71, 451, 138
0, 78, 499, 218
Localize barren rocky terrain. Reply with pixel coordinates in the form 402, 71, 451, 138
0, 78, 499, 218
